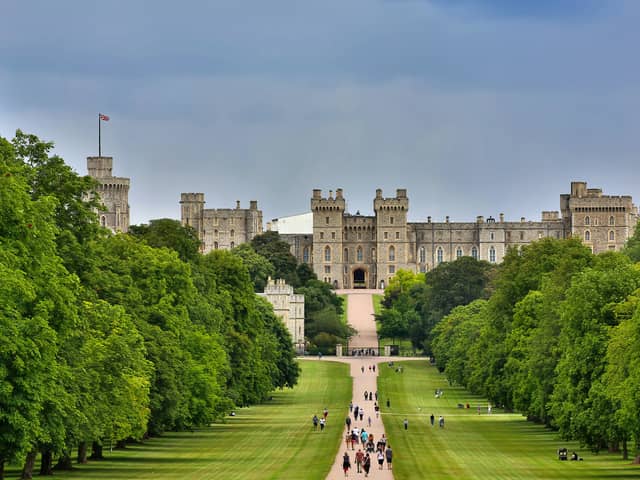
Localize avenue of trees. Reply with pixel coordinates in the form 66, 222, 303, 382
0, 132, 300, 479
378, 234, 640, 460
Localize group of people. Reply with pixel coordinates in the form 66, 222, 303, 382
360, 365, 377, 373
312, 407, 330, 431
342, 442, 393, 477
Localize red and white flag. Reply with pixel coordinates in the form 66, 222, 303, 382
99, 113, 110, 121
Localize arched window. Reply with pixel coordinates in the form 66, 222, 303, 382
214, 242, 219, 250
214, 229, 218, 237
609, 230, 615, 241
100, 215, 107, 227
437, 247, 443, 264
388, 246, 395, 261
471, 247, 478, 260
324, 246, 331, 262
303, 247, 310, 263
230, 229, 235, 238
456, 247, 463, 259
585, 230, 591, 241
357, 247, 363, 262
585, 216, 590, 226
344, 248, 349, 262
371, 248, 376, 261
419, 246, 426, 263
609, 216, 615, 226
230, 241, 235, 249
489, 246, 496, 263
490, 232, 495, 240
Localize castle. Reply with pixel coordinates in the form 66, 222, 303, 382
274, 182, 638, 289
258, 278, 305, 354
86, 156, 130, 233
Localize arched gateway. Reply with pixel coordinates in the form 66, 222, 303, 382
353, 268, 366, 288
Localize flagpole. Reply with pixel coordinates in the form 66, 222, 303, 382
98, 113, 102, 157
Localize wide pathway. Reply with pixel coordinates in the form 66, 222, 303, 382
325, 290, 394, 480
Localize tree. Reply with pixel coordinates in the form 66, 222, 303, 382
250, 231, 299, 286
622, 220, 640, 263
129, 218, 201, 263
230, 243, 275, 292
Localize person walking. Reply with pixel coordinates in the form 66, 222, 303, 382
403, 418, 408, 430
377, 450, 385, 470
312, 414, 319, 430
363, 453, 371, 477
385, 445, 393, 469
320, 417, 326, 431
323, 407, 329, 420
439, 415, 445, 428
346, 415, 352, 432
349, 401, 353, 412
342, 451, 351, 477
359, 409, 364, 422
354, 406, 359, 422
386, 398, 390, 408
430, 413, 435, 427
355, 449, 364, 473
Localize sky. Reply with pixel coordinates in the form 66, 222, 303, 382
1, 0, 639, 226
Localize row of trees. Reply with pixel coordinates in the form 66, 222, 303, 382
0, 132, 299, 479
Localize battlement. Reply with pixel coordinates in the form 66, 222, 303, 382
180, 192, 205, 204
87, 156, 113, 178
373, 188, 409, 211
311, 188, 346, 211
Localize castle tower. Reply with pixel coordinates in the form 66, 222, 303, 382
374, 189, 409, 289
87, 156, 130, 233
311, 189, 345, 287
245, 200, 263, 241
180, 193, 205, 247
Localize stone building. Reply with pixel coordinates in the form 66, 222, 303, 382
280, 182, 637, 289
180, 194, 263, 253
87, 156, 130, 233
259, 278, 305, 354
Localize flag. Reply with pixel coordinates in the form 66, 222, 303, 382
99, 113, 110, 121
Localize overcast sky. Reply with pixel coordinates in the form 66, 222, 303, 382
2, 0, 639, 225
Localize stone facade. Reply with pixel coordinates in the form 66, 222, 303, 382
87, 156, 130, 233
259, 278, 305, 353
281, 182, 638, 289
180, 194, 263, 253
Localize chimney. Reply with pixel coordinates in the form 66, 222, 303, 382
499, 213, 504, 223
236, 200, 241, 209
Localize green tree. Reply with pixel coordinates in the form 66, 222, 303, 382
250, 231, 299, 286
622, 220, 640, 263
230, 243, 275, 292
129, 218, 201, 263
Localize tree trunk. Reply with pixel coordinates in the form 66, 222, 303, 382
20, 450, 37, 480
39, 448, 53, 475
0, 459, 5, 480
54, 452, 73, 470
622, 439, 628, 461
77, 442, 88, 464
89, 442, 104, 461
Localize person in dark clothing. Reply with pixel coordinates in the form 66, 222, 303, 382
342, 452, 351, 476
363, 453, 371, 477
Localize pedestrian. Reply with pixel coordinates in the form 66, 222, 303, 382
354, 406, 359, 422
320, 417, 326, 431
361, 365, 365, 373
477, 405, 481, 415
373, 365, 376, 372
385, 445, 393, 469
349, 401, 353, 412
312, 414, 319, 430
375, 391, 378, 401
342, 451, 351, 477
403, 418, 408, 430
375, 403, 380, 418
364, 390, 368, 401
346, 416, 352, 431
359, 409, 364, 422
377, 450, 385, 469
439, 415, 444, 428
488, 403, 492, 415
361, 428, 368, 445
368, 416, 372, 427
363, 453, 371, 477
323, 407, 328, 420
386, 398, 390, 408
430, 413, 435, 427
380, 433, 387, 451
355, 449, 364, 473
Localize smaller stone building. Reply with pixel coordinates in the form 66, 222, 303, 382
180, 194, 263, 253
259, 278, 305, 354
87, 156, 130, 233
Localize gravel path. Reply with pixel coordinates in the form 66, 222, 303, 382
324, 290, 394, 480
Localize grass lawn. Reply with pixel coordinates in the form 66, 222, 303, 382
5, 360, 351, 480
372, 293, 383, 316
378, 360, 639, 480
338, 294, 348, 324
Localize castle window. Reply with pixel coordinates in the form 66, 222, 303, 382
100, 215, 106, 227
594, 218, 598, 226
358, 232, 362, 240
389, 265, 395, 274
390, 217, 394, 225
490, 232, 494, 240
320, 232, 324, 239
520, 231, 524, 241
214, 242, 219, 250
437, 247, 443, 264
609, 216, 615, 226
585, 230, 591, 241
303, 247, 310, 263
326, 217, 330, 225
324, 246, 331, 262
230, 229, 235, 238
395, 231, 400, 240
471, 247, 478, 260
324, 266, 331, 274
384, 232, 388, 240
609, 230, 615, 241
489, 246, 496, 263
230, 241, 235, 249
456, 247, 463, 259
585, 216, 590, 226
420, 265, 426, 273
371, 248, 376, 260
344, 248, 349, 262
419, 247, 425, 263
214, 229, 218, 237
332, 231, 336, 239
388, 246, 395, 261
357, 247, 363, 262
